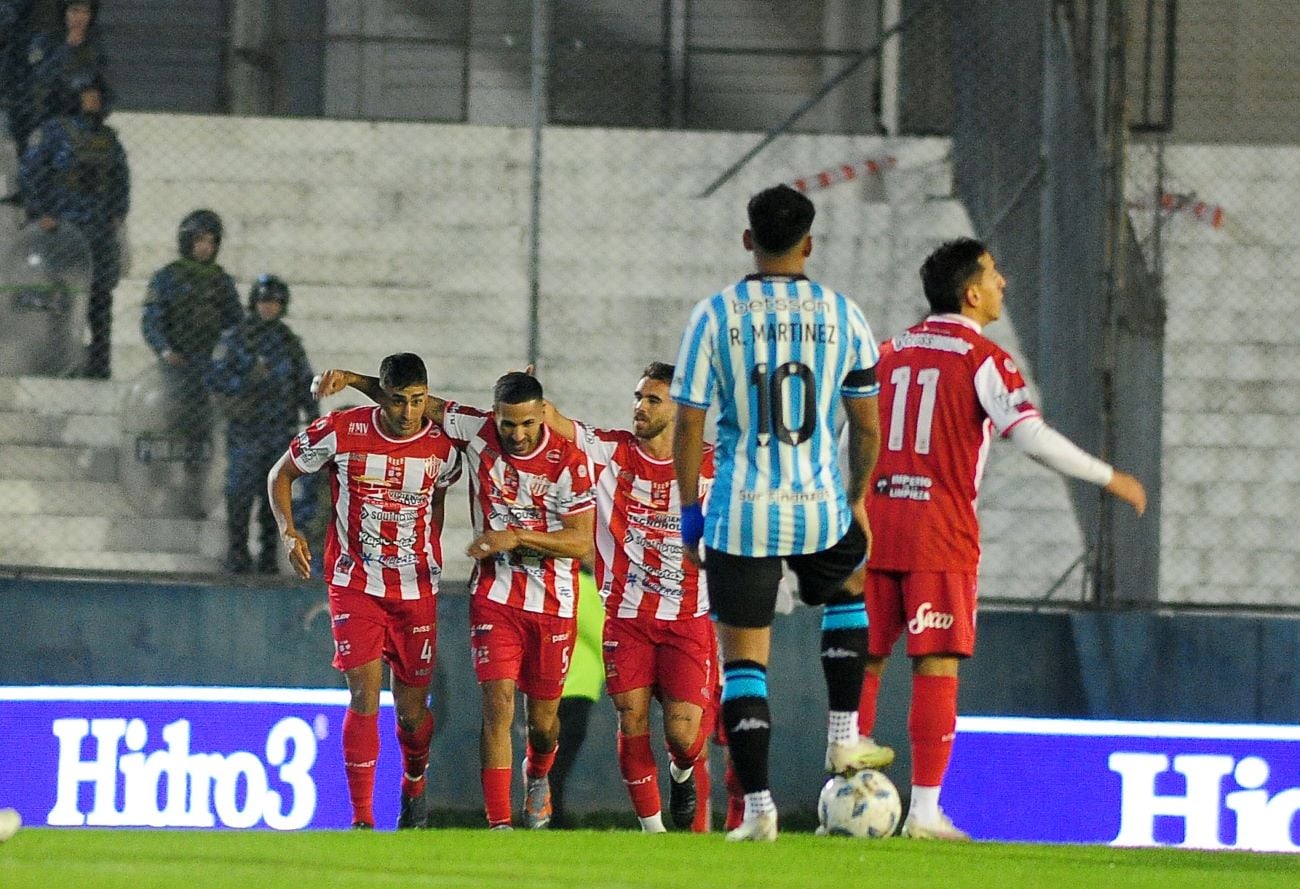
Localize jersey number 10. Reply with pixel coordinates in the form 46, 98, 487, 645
886, 366, 940, 454
750, 361, 816, 446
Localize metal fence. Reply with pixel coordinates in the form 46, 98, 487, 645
0, 0, 1295, 609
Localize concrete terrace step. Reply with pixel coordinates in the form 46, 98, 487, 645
12, 514, 217, 554
0, 443, 119, 483
0, 410, 121, 447
0, 547, 223, 574
0, 479, 132, 516
0, 377, 126, 416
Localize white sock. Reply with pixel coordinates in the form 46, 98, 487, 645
639, 813, 667, 833
669, 761, 694, 783
743, 790, 775, 820
827, 710, 858, 745
909, 785, 941, 824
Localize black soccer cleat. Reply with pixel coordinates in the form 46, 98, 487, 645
669, 774, 697, 829
397, 790, 429, 830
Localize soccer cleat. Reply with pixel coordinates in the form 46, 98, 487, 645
489, 823, 514, 831
725, 810, 778, 842
668, 774, 697, 829
521, 761, 553, 829
350, 821, 374, 831
824, 736, 895, 774
396, 789, 429, 830
901, 808, 970, 841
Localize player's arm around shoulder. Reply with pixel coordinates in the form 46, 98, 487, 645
312, 368, 447, 423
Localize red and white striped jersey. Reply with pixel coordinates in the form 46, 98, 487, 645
573, 423, 714, 620
443, 403, 596, 618
867, 315, 1041, 573
289, 405, 462, 600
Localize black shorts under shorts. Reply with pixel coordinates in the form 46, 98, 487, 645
704, 522, 867, 629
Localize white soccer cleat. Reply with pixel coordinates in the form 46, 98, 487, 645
901, 808, 970, 841
825, 736, 895, 774
0, 808, 20, 843
725, 810, 778, 842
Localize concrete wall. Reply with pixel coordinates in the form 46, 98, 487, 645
1127, 144, 1300, 607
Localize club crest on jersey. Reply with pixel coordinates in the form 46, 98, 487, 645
528, 477, 550, 498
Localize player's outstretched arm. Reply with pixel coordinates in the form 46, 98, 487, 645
1105, 470, 1147, 516
673, 403, 708, 566
267, 451, 312, 579
1008, 418, 1147, 516
842, 394, 882, 551
467, 509, 595, 563
312, 368, 447, 423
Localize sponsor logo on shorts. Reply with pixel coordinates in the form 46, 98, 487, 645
908, 602, 955, 634
413, 667, 432, 677
410, 625, 432, 634
550, 633, 571, 643
335, 640, 351, 656
332, 613, 350, 624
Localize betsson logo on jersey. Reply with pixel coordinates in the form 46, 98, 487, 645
48, 716, 318, 829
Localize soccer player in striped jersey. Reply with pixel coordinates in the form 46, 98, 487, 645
544, 362, 718, 832
671, 184, 893, 842
268, 352, 462, 831
856, 238, 1146, 840
315, 368, 595, 830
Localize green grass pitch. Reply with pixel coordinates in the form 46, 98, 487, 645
2, 828, 1296, 889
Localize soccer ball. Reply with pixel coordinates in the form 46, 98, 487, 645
817, 769, 901, 838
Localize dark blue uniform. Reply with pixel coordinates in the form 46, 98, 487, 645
0, 0, 36, 143
21, 26, 109, 140
205, 313, 316, 572
19, 110, 128, 376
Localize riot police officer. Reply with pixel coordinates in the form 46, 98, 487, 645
205, 274, 316, 574
18, 68, 128, 378
142, 208, 242, 384
19, 0, 108, 146
0, 0, 37, 145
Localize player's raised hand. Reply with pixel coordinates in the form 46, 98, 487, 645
1105, 470, 1148, 516
282, 529, 312, 579
312, 369, 352, 399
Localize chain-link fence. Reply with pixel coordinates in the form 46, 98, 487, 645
0, 0, 1295, 609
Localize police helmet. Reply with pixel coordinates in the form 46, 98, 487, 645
248, 274, 290, 311
178, 209, 223, 260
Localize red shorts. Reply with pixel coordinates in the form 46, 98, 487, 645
328, 586, 437, 687
865, 570, 978, 658
469, 595, 576, 700
602, 614, 716, 710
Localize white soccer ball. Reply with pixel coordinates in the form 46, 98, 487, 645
817, 769, 901, 838
0, 807, 21, 843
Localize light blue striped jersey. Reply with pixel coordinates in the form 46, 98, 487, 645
671, 274, 880, 557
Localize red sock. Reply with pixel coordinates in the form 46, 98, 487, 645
617, 731, 661, 818
396, 710, 434, 798
910, 674, 959, 787
691, 752, 711, 833
525, 739, 557, 779
857, 671, 881, 736
342, 708, 379, 827
481, 767, 513, 827
723, 759, 744, 830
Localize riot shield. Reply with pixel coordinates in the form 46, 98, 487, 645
0, 223, 92, 376
120, 362, 217, 518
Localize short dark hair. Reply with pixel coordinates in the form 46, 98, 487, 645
641, 362, 674, 384
494, 371, 543, 405
379, 352, 427, 390
920, 238, 988, 314
747, 185, 815, 254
